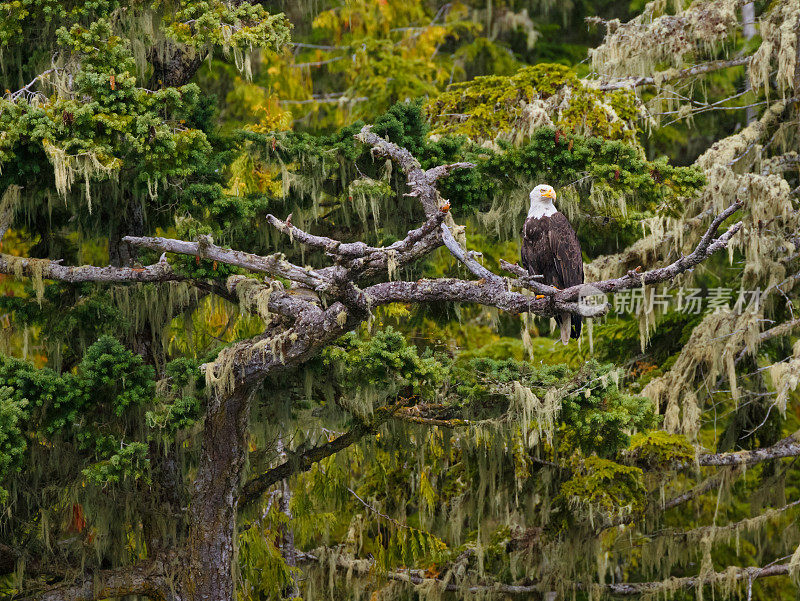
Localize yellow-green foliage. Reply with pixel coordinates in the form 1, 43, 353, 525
426, 63, 642, 144
559, 456, 646, 518
790, 541, 800, 587
238, 505, 297, 600
625, 430, 695, 468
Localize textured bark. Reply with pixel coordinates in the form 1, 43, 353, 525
147, 44, 203, 89
144, 441, 185, 553
0, 253, 185, 283
266, 209, 448, 282
698, 441, 800, 466
123, 235, 326, 289
181, 385, 254, 601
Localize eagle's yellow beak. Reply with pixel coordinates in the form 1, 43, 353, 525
541, 188, 556, 200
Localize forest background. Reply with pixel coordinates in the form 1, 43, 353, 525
1, 0, 800, 600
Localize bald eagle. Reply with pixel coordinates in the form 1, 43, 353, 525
521, 184, 584, 345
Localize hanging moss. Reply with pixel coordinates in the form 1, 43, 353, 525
768, 340, 800, 417
232, 276, 284, 322
588, 0, 739, 79
790, 542, 800, 587
748, 0, 800, 96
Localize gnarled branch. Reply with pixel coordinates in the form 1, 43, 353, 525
554, 202, 742, 303
295, 547, 791, 596
123, 235, 325, 289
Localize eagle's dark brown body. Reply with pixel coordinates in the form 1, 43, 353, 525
521, 212, 584, 340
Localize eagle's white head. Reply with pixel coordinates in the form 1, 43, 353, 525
528, 184, 557, 219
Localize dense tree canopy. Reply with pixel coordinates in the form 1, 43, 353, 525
1, 1, 800, 601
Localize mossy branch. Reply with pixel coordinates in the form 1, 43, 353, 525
266, 208, 448, 282
239, 402, 405, 507
23, 559, 167, 601
0, 135, 740, 324
294, 547, 792, 595
596, 56, 751, 91
552, 201, 743, 303
0, 252, 185, 283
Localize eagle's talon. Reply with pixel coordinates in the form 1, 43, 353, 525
535, 294, 546, 299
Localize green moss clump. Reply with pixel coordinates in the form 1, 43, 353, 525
426, 63, 642, 143
626, 430, 696, 468
559, 456, 646, 518
146, 357, 203, 434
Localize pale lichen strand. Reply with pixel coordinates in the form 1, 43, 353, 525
748, 0, 800, 97
790, 541, 800, 587
0, 184, 21, 221
231, 275, 284, 321
589, 0, 739, 79
41, 141, 121, 212
4, 256, 45, 305
644, 310, 762, 439
769, 340, 800, 417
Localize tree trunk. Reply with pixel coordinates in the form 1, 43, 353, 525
181, 385, 254, 601
277, 438, 300, 598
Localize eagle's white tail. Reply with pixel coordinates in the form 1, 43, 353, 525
559, 312, 571, 345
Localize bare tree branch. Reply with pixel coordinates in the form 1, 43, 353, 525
266, 208, 449, 281
291, 56, 345, 68
604, 561, 791, 596
364, 278, 596, 316
296, 547, 791, 595
554, 202, 742, 303
698, 441, 800, 467
353, 126, 497, 281
0, 151, 741, 332
499, 259, 560, 296
632, 498, 800, 547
